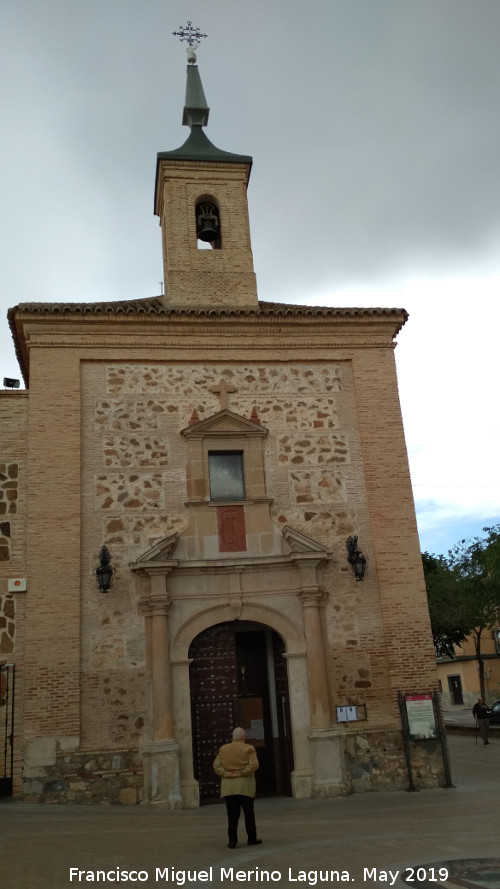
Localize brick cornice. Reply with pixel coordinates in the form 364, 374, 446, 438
8, 298, 408, 386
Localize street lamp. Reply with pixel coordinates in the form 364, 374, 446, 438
346, 536, 367, 581
95, 545, 114, 593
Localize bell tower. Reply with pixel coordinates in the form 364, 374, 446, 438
154, 23, 258, 309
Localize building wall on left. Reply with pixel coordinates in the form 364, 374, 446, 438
0, 390, 29, 795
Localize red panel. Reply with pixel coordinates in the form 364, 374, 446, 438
217, 505, 247, 552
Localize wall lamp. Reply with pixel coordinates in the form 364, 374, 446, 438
346, 536, 367, 581
95, 545, 114, 593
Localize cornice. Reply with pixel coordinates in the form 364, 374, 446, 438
9, 296, 407, 322
7, 297, 408, 387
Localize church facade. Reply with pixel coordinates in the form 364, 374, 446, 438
0, 51, 444, 806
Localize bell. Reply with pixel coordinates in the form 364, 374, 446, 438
196, 201, 220, 243
197, 217, 219, 243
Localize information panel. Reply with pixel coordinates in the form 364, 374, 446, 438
405, 693, 437, 739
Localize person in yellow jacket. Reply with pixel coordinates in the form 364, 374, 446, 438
213, 726, 262, 849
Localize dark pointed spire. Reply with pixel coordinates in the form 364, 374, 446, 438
182, 63, 209, 128
158, 22, 252, 167
172, 22, 210, 128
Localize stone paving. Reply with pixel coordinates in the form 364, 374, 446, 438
0, 734, 499, 889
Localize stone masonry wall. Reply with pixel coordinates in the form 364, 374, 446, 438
0, 593, 15, 656
345, 730, 445, 792
23, 747, 143, 805
80, 360, 397, 759
15, 307, 439, 802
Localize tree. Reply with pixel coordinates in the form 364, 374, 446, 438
447, 526, 500, 698
423, 525, 500, 698
422, 552, 468, 659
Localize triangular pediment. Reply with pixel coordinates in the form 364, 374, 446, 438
135, 533, 179, 563
282, 526, 331, 554
181, 408, 268, 439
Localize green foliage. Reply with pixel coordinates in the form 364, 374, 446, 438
422, 552, 468, 658
422, 525, 500, 697
447, 526, 500, 630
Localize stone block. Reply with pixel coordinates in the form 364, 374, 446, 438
24, 737, 57, 768
59, 736, 80, 753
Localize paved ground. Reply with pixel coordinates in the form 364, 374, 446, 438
1, 732, 499, 889
443, 705, 500, 730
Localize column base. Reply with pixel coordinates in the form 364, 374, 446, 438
179, 778, 200, 808
141, 739, 183, 808
290, 769, 314, 798
309, 729, 350, 797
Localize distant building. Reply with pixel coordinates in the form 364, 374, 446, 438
0, 50, 444, 805
438, 628, 500, 707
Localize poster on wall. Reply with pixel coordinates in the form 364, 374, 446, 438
405, 693, 437, 739
336, 706, 357, 722
239, 698, 265, 746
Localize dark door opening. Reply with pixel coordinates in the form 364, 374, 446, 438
448, 674, 464, 705
0, 663, 15, 798
189, 622, 293, 804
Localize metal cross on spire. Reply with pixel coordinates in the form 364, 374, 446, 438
172, 21, 207, 63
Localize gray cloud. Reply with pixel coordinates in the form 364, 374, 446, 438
1, 0, 499, 551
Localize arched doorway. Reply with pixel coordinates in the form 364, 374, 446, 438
189, 621, 293, 803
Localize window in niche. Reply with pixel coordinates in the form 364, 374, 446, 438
209, 451, 245, 501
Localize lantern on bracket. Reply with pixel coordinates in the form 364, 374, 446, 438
95, 545, 114, 593
346, 536, 367, 581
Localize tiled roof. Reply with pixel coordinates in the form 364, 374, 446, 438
9, 295, 407, 320
7, 297, 408, 387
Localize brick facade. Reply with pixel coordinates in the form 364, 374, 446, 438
2, 305, 443, 803
155, 163, 258, 309
1, 59, 443, 804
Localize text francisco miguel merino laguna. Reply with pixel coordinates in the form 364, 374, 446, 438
69, 870, 352, 885
69, 866, 426, 886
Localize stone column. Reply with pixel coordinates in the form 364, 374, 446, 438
296, 558, 348, 798
299, 588, 331, 730
139, 570, 181, 808
284, 651, 315, 799
149, 578, 175, 740
138, 599, 153, 749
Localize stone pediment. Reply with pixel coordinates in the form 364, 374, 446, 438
282, 526, 331, 555
181, 408, 268, 439
135, 533, 179, 563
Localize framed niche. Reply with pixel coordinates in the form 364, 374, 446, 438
181, 408, 269, 505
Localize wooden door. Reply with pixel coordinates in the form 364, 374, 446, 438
189, 622, 293, 803
190, 624, 238, 802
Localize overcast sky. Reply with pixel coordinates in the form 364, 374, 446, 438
1, 0, 499, 556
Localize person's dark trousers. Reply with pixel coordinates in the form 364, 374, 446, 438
477, 718, 489, 744
225, 794, 257, 845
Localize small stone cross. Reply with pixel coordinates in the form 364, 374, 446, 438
210, 378, 236, 410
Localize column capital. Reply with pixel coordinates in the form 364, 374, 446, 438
131, 563, 177, 579
298, 587, 328, 608
144, 564, 176, 577
138, 599, 153, 617
139, 597, 171, 617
